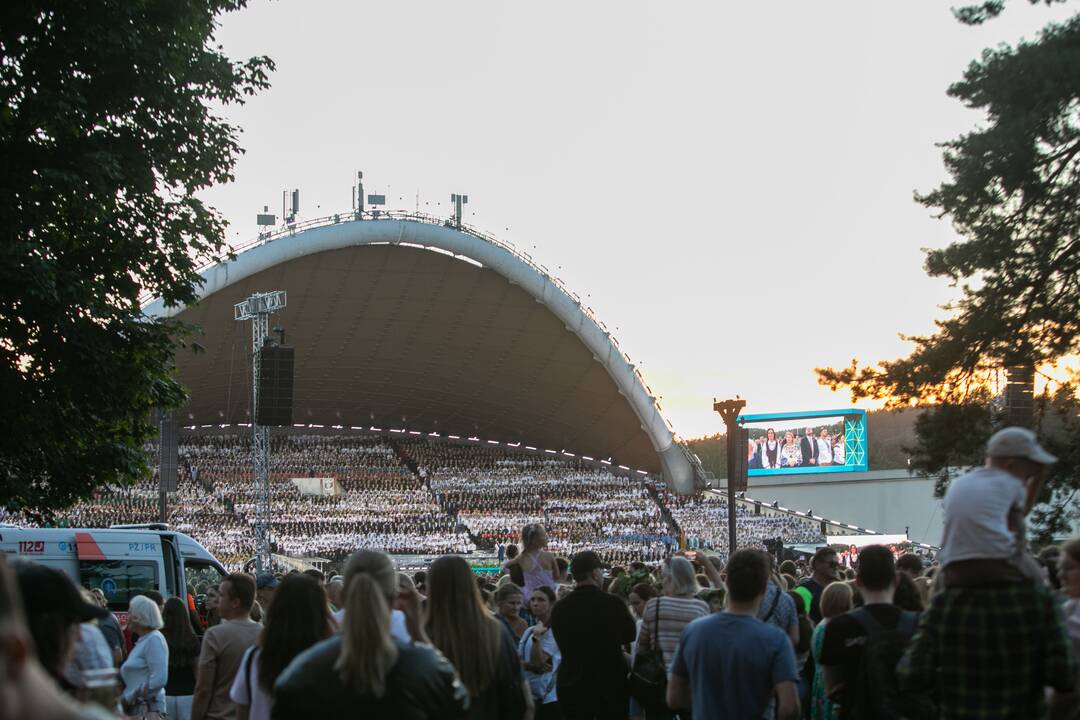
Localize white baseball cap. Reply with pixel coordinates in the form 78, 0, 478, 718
986, 427, 1057, 465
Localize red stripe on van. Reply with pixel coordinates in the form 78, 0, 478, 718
74, 532, 106, 560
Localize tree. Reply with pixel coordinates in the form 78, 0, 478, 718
0, 2, 273, 516
817, 1, 1079, 541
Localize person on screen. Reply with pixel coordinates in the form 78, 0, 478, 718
780, 432, 802, 468
800, 428, 819, 467
747, 437, 762, 469
817, 429, 833, 467
761, 429, 782, 469
832, 435, 845, 465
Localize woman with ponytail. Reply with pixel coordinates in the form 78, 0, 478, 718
506, 523, 558, 601
426, 556, 534, 720
272, 551, 468, 719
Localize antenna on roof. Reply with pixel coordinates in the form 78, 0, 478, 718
282, 189, 299, 224
256, 205, 276, 239
451, 193, 468, 229
352, 171, 363, 217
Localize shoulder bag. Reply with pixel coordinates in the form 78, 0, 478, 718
629, 598, 668, 711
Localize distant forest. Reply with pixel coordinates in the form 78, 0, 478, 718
686, 408, 919, 478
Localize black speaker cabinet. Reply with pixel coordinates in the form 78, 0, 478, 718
257, 345, 294, 426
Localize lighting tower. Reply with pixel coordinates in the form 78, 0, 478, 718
234, 290, 287, 573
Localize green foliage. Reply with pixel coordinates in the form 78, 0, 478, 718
686, 433, 727, 479
1029, 384, 1080, 542
816, 4, 1080, 537
0, 2, 273, 516
954, 1, 1068, 27
905, 399, 995, 496
818, 11, 1080, 404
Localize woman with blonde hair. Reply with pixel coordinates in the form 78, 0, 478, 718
426, 555, 533, 720
273, 550, 467, 718
507, 523, 558, 601
120, 595, 169, 718
780, 431, 803, 468
634, 557, 708, 718
809, 581, 853, 720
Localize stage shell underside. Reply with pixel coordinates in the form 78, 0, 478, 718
149, 218, 698, 485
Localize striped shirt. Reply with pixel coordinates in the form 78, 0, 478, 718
637, 596, 710, 672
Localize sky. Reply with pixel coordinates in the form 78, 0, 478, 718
198, 1, 1075, 440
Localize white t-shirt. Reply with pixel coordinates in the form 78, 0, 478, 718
331, 608, 411, 643
938, 466, 1025, 566
229, 647, 272, 720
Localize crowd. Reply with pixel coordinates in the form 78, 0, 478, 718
5, 434, 477, 569
4, 431, 835, 570
663, 493, 826, 561
4, 426, 1080, 719
408, 439, 675, 563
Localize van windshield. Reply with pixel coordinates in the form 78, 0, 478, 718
184, 560, 226, 600
79, 560, 158, 611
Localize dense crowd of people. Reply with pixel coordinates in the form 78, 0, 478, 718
4, 431, 836, 570
663, 494, 826, 561
408, 439, 675, 563
3, 426, 1080, 719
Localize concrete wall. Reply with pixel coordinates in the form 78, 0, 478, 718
721, 469, 945, 547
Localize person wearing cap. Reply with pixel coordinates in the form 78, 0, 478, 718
549, 550, 636, 720
936, 426, 1057, 587
0, 557, 116, 720
255, 573, 279, 617
897, 427, 1077, 719
11, 560, 111, 688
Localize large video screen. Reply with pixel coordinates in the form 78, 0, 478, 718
738, 409, 867, 477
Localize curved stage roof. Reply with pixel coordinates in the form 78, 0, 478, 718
144, 215, 700, 491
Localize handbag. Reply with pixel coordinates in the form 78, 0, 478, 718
131, 700, 166, 720
629, 598, 668, 710
496, 628, 528, 719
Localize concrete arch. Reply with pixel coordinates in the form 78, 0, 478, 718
143, 216, 700, 491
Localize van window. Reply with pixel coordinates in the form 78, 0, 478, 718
183, 560, 226, 597
79, 560, 158, 611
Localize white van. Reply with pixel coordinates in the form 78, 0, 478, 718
0, 524, 227, 618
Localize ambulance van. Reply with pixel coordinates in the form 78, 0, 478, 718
0, 524, 226, 618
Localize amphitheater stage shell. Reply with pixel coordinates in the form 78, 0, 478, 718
142, 215, 704, 493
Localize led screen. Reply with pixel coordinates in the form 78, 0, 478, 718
738, 409, 867, 476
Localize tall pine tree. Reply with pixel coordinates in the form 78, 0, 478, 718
818, 1, 1080, 541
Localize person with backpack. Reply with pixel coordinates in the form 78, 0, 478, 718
758, 557, 799, 647
819, 544, 931, 720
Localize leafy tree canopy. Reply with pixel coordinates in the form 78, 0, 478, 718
0, 1, 272, 515
817, 1, 1079, 541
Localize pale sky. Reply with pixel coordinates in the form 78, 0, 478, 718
199, 1, 1074, 440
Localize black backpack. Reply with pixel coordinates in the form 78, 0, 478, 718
845, 607, 934, 720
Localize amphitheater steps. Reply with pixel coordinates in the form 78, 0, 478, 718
384, 437, 487, 550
